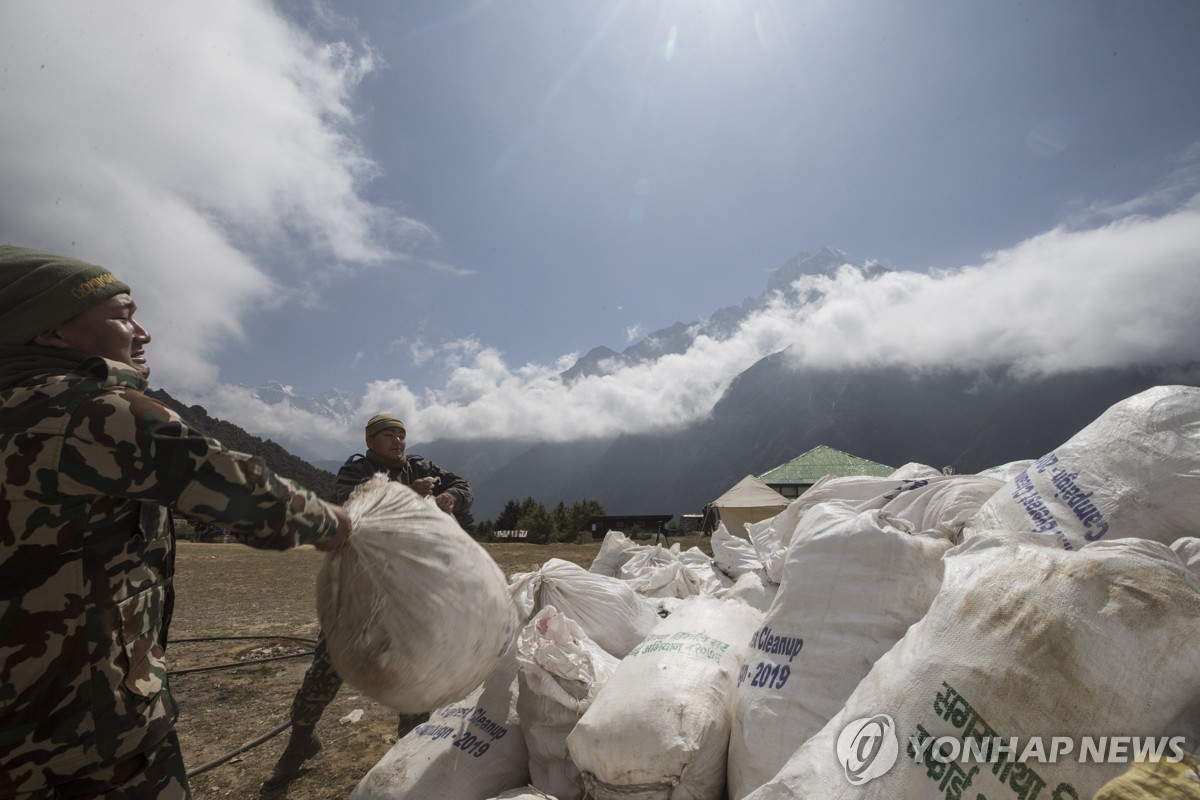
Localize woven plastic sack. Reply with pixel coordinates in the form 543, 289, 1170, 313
743, 533, 1200, 800
517, 606, 619, 800
509, 558, 659, 658
318, 474, 518, 713
711, 522, 765, 580
486, 788, 559, 800
568, 595, 763, 800
746, 474, 954, 582
877, 474, 1004, 539
718, 570, 776, 614
965, 385, 1200, 550
728, 502, 954, 799
1091, 752, 1200, 799
1172, 537, 1200, 578
351, 640, 528, 799
588, 530, 639, 576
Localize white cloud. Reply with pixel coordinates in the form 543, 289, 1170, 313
0, 1, 417, 392
175, 193, 1200, 456
368, 196, 1200, 443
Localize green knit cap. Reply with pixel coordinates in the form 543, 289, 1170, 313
365, 413, 406, 437
0, 245, 131, 346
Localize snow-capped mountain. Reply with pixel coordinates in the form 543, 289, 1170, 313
559, 247, 884, 382
246, 381, 358, 426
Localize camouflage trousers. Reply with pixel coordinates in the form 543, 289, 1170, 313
9, 730, 190, 800
288, 632, 344, 728
289, 633, 428, 735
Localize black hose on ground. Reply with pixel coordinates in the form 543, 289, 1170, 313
185, 720, 291, 778
168, 633, 317, 674
169, 635, 316, 778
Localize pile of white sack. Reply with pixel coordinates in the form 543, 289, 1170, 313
340, 385, 1200, 800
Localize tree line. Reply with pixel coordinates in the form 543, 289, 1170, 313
473, 497, 606, 544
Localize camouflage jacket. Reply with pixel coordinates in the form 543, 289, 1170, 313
0, 354, 341, 793
334, 451, 472, 522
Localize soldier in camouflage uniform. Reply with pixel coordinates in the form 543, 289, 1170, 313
0, 245, 352, 799
263, 413, 471, 790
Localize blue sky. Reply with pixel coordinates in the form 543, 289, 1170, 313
3, 1, 1200, 458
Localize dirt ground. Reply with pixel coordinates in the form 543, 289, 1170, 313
171, 535, 713, 800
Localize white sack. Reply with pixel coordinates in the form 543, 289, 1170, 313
618, 546, 690, 597
516, 607, 619, 800
717, 570, 777, 614
728, 502, 955, 799
746, 474, 948, 582
486, 788, 558, 800
318, 475, 517, 713
351, 640, 529, 800
964, 385, 1200, 550
743, 533, 1200, 800
877, 474, 1005, 539
588, 530, 639, 577
888, 462, 944, 479
619, 546, 734, 599
567, 595, 763, 800
979, 459, 1034, 481
508, 558, 659, 658
711, 523, 764, 580
1171, 537, 1200, 577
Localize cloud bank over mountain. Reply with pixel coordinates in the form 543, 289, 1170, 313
198, 190, 1200, 455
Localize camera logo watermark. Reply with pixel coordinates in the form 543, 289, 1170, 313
836, 714, 899, 785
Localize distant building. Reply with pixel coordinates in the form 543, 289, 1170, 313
589, 514, 674, 540
758, 445, 894, 498
491, 530, 529, 541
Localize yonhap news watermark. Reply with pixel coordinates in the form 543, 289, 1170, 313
906, 732, 1189, 766
837, 712, 1189, 791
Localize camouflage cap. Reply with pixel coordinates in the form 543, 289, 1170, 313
365, 413, 405, 437
0, 245, 131, 346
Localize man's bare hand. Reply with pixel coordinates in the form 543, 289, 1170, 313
411, 477, 437, 497
435, 494, 455, 514
314, 505, 352, 551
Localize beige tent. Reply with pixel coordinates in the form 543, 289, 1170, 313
705, 474, 790, 539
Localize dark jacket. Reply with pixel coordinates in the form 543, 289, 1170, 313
334, 450, 473, 525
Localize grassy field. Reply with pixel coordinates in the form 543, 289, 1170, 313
171, 535, 712, 799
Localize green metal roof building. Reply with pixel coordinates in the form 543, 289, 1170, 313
758, 445, 894, 499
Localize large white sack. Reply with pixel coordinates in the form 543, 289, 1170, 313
711, 522, 765, 580
318, 475, 518, 713
717, 570, 777, 614
516, 606, 619, 800
509, 558, 660, 657
743, 533, 1200, 800
888, 462, 944, 479
351, 640, 529, 800
588, 530, 639, 576
877, 474, 1005, 539
979, 458, 1034, 481
486, 788, 558, 800
567, 595, 763, 800
964, 385, 1200, 550
618, 545, 690, 597
727, 502, 955, 799
746, 474, 953, 582
619, 546, 734, 598
1171, 537, 1200, 577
